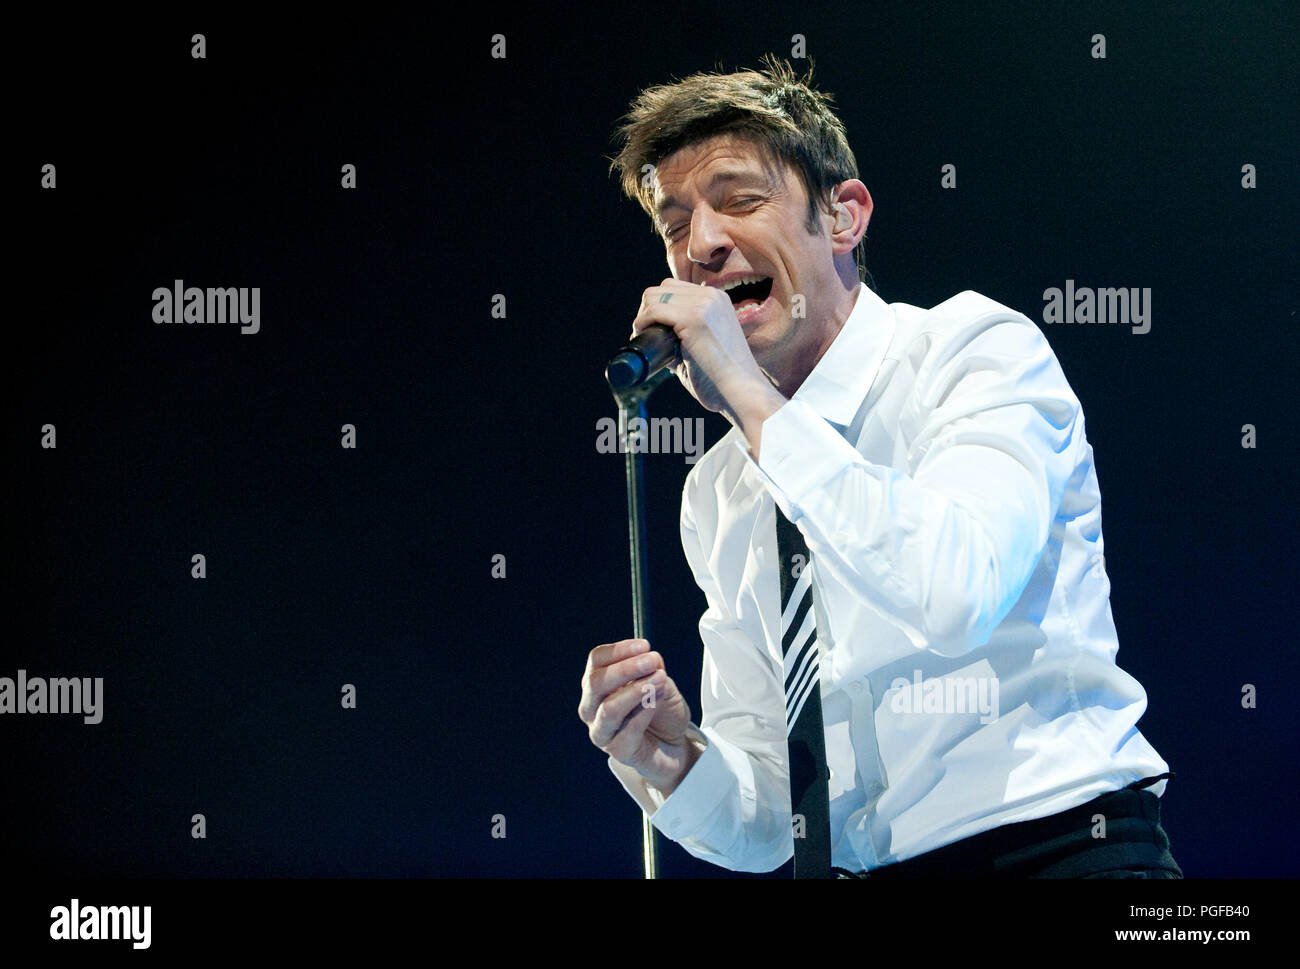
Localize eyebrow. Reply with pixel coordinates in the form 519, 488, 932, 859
654, 169, 772, 232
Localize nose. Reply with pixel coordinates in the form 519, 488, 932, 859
686, 205, 731, 270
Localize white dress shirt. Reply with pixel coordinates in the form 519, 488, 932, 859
607, 283, 1171, 873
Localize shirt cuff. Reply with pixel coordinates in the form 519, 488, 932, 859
604, 724, 732, 842
733, 398, 864, 517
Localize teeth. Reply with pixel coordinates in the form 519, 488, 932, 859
720, 275, 766, 291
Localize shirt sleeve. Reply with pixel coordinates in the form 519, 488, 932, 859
605, 477, 796, 873
748, 310, 1084, 659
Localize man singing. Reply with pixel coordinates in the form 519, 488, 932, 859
578, 56, 1181, 878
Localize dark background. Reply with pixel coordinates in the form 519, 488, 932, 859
7, 1, 1296, 878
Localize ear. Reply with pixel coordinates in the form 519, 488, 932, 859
828, 180, 873, 255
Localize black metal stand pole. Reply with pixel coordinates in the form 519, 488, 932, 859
610, 367, 672, 879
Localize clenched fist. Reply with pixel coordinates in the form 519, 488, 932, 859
629, 278, 787, 455
578, 638, 699, 795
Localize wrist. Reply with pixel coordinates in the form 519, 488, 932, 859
720, 374, 786, 458
642, 725, 707, 797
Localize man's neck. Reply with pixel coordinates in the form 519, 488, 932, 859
771, 280, 861, 398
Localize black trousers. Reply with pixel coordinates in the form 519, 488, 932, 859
833, 774, 1182, 879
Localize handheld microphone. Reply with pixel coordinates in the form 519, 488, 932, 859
605, 324, 679, 391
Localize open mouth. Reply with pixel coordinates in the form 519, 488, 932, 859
725, 276, 773, 310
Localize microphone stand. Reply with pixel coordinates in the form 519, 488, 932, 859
609, 366, 673, 879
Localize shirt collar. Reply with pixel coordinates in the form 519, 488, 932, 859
788, 282, 895, 427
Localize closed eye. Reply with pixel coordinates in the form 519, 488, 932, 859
663, 197, 765, 243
